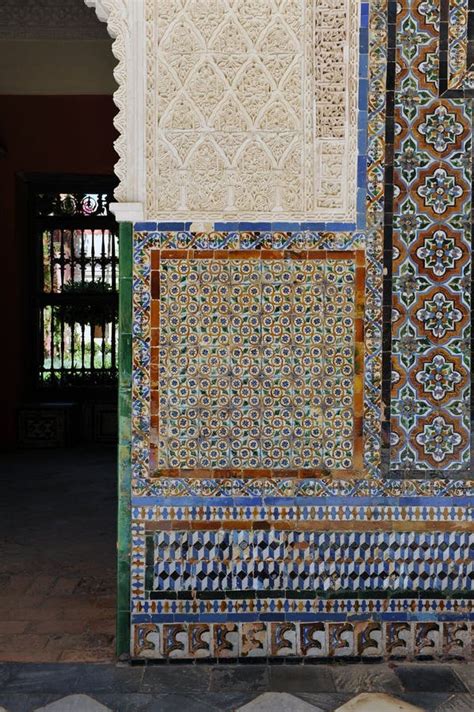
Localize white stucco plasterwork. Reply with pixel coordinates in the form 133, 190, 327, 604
84, 0, 146, 213
146, 0, 360, 223
85, 0, 360, 223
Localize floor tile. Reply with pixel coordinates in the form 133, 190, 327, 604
141, 667, 211, 694
0, 665, 17, 690
93, 693, 154, 712
452, 666, 474, 694
1, 665, 83, 694
331, 666, 403, 694
143, 692, 254, 712
395, 666, 467, 693
432, 695, 474, 712
235, 692, 325, 712
0, 694, 62, 712
209, 666, 269, 692
296, 694, 352, 711
269, 667, 336, 693
398, 693, 453, 712
73, 664, 144, 693
34, 694, 112, 711
189, 692, 259, 711
334, 692, 424, 711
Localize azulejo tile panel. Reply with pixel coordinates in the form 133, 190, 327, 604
149, 530, 472, 592
122, 0, 474, 661
389, 0, 472, 471
152, 250, 364, 473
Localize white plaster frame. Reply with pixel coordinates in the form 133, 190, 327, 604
85, 0, 360, 225
84, 0, 145, 222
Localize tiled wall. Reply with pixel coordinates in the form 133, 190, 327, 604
118, 0, 474, 660
388, 0, 472, 471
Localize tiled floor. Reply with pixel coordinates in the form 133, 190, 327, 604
0, 662, 472, 711
0, 448, 117, 662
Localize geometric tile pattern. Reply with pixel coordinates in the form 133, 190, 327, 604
34, 696, 111, 712
441, 0, 474, 92
132, 500, 471, 525
133, 476, 474, 498
132, 593, 474, 619
236, 694, 322, 712
154, 252, 364, 472
151, 530, 473, 592
390, 0, 472, 470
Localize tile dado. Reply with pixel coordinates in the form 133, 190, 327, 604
132, 595, 473, 617
132, 620, 473, 659
134, 476, 474, 498
132, 500, 471, 526
148, 530, 472, 592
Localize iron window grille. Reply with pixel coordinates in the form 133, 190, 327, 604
27, 175, 119, 390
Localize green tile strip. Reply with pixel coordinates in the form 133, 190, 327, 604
117, 221, 132, 656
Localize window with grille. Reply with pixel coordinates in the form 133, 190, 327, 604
28, 176, 118, 389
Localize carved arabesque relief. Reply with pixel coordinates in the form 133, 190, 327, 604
147, 0, 360, 222
84, 0, 146, 210
85, 0, 359, 222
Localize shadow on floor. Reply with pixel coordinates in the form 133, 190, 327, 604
0, 447, 117, 662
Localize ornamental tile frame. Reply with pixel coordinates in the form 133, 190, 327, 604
83, 0, 474, 660
389, 0, 472, 472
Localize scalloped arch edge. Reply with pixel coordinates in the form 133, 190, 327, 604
83, 0, 146, 213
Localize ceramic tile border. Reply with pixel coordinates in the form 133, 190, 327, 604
131, 619, 474, 660
131, 499, 472, 525
133, 475, 474, 497
439, 0, 474, 94
132, 594, 474, 615
388, 0, 472, 472
117, 221, 133, 655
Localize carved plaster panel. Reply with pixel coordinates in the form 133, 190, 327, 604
85, 0, 360, 222
84, 0, 146, 209
147, 0, 360, 222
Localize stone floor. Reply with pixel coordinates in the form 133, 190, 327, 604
0, 662, 472, 711
0, 447, 117, 662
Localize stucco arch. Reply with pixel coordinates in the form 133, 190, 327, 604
84, 0, 145, 221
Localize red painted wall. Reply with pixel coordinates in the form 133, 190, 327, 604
0, 95, 117, 447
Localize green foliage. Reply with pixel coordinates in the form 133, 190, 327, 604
56, 280, 116, 327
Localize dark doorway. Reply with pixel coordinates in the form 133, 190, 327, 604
18, 174, 119, 448
0, 2, 119, 663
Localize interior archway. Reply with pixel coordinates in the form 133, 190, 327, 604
0, 0, 118, 662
